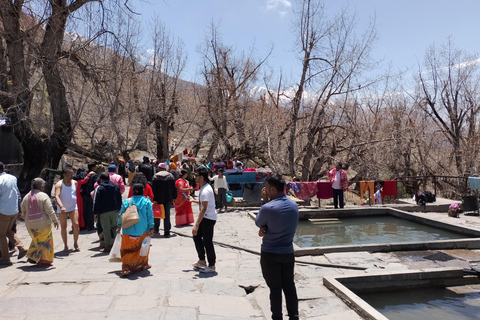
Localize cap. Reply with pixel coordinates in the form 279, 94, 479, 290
108, 164, 116, 170
158, 163, 167, 169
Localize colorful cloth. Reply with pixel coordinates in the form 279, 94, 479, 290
285, 182, 300, 193
295, 182, 318, 200
26, 227, 54, 263
121, 232, 149, 272
469, 177, 480, 191
382, 180, 397, 199
316, 181, 333, 199
28, 191, 42, 221
174, 179, 194, 226
327, 169, 348, 190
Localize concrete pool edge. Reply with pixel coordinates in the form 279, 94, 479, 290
247, 208, 480, 256
323, 268, 480, 320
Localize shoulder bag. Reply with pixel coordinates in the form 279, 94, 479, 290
122, 198, 140, 228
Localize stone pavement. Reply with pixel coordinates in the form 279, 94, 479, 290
3, 201, 480, 319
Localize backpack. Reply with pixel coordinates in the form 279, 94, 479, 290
128, 160, 136, 173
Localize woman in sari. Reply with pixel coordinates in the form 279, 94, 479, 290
116, 183, 154, 277
20, 178, 59, 267
174, 169, 194, 226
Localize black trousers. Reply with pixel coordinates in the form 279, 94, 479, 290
217, 188, 227, 210
332, 188, 344, 208
154, 203, 171, 235
82, 195, 95, 229
260, 251, 299, 320
193, 218, 216, 266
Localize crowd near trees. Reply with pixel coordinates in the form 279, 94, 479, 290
0, 0, 479, 192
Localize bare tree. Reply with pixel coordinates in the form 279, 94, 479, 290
0, 0, 127, 191
416, 37, 480, 175
285, 0, 377, 180
197, 23, 269, 159
144, 19, 187, 160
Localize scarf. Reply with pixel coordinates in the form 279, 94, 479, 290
28, 191, 43, 221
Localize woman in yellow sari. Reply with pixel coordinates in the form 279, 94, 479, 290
116, 184, 154, 277
20, 178, 59, 267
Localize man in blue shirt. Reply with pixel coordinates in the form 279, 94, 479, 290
255, 173, 299, 320
0, 162, 27, 265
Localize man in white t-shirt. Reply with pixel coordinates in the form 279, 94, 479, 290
190, 167, 217, 273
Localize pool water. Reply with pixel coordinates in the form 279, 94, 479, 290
359, 287, 480, 320
294, 215, 465, 248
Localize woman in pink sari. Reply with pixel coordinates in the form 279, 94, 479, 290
174, 169, 194, 226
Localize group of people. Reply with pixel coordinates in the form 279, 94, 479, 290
0, 156, 301, 319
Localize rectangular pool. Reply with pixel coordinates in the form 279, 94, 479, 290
294, 215, 466, 248
359, 286, 480, 320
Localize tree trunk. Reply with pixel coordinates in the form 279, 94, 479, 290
154, 118, 169, 160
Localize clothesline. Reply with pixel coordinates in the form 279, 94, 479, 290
285, 180, 398, 201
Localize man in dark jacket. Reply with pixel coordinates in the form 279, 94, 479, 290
139, 156, 154, 182
151, 163, 177, 237
82, 162, 98, 231
93, 172, 122, 252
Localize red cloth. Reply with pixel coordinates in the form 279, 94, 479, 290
317, 181, 333, 199
174, 179, 194, 226
382, 180, 397, 199
295, 182, 318, 200
243, 168, 257, 172
127, 184, 154, 202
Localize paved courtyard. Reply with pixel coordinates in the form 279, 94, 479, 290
2, 197, 480, 319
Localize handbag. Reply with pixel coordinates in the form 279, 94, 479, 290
121, 198, 140, 228
153, 204, 165, 219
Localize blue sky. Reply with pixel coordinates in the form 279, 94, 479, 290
134, 0, 480, 82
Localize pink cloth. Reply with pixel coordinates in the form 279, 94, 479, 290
243, 168, 257, 172
327, 168, 348, 190
94, 172, 125, 194
28, 191, 42, 221
316, 181, 333, 199
295, 182, 318, 200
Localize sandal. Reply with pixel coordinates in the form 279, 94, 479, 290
192, 262, 206, 270
120, 270, 130, 277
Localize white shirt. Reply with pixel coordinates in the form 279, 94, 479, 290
374, 189, 382, 204
211, 175, 229, 193
199, 183, 217, 221
331, 171, 341, 189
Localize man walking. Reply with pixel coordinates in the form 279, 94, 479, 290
93, 173, 122, 253
327, 162, 348, 209
0, 162, 27, 265
81, 162, 97, 231
139, 156, 154, 182
151, 163, 177, 237
55, 164, 80, 251
255, 173, 299, 320
191, 167, 217, 273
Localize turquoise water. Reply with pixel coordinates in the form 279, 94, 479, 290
360, 287, 480, 320
294, 215, 466, 248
